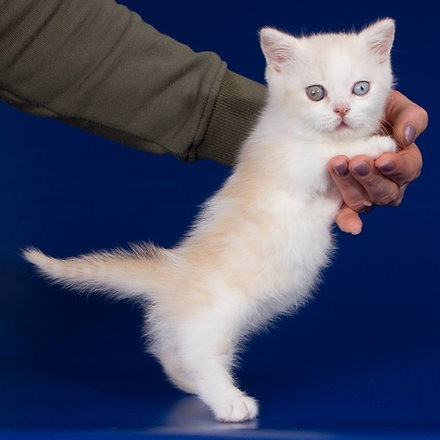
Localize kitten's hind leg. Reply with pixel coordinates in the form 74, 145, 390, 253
159, 317, 258, 423
159, 350, 198, 395
194, 359, 259, 423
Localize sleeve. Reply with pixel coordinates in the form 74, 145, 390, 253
0, 0, 266, 166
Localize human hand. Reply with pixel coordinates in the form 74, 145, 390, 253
328, 90, 428, 234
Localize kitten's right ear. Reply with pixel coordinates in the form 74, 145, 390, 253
260, 27, 297, 72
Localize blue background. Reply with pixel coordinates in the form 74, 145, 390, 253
1, 1, 438, 439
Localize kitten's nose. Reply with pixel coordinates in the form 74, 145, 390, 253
333, 105, 350, 117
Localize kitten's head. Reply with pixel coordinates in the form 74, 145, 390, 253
260, 19, 395, 141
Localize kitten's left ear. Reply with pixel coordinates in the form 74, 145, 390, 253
260, 27, 298, 72
361, 18, 395, 62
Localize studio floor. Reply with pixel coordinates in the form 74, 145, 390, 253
2, 343, 440, 440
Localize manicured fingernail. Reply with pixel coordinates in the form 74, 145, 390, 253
404, 123, 416, 145
353, 162, 370, 176
333, 162, 348, 176
378, 161, 395, 173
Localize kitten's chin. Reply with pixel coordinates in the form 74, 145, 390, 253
332, 129, 361, 142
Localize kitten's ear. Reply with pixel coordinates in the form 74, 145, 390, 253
260, 27, 297, 72
361, 18, 395, 62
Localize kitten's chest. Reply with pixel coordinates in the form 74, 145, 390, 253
273, 142, 336, 196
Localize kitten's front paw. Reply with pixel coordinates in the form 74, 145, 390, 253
370, 135, 397, 157
212, 394, 259, 423
344, 136, 397, 160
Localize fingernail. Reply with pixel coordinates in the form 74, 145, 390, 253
378, 161, 395, 173
333, 162, 348, 177
353, 162, 370, 177
404, 123, 416, 145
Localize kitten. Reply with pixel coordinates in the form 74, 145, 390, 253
23, 19, 396, 422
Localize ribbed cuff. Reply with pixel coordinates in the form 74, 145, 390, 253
196, 70, 267, 166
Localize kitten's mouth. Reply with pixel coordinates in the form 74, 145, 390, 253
336, 120, 349, 130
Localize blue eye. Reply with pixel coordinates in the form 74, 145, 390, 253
306, 85, 326, 101
353, 81, 370, 96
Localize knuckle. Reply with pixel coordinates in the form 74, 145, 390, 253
414, 167, 422, 180
375, 195, 393, 206
350, 201, 371, 212
390, 197, 403, 207
374, 187, 402, 206
410, 104, 429, 132
419, 106, 429, 127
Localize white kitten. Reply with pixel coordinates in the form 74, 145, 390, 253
23, 19, 396, 422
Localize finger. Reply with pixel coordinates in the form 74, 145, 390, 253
335, 204, 363, 235
328, 156, 372, 212
375, 143, 423, 187
349, 155, 403, 206
384, 90, 429, 147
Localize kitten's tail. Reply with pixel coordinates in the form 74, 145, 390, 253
22, 243, 172, 301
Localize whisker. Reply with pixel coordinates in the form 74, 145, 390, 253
376, 120, 391, 136
376, 119, 407, 146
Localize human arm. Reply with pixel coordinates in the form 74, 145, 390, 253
328, 90, 428, 234
1, 0, 426, 228
0, 0, 265, 165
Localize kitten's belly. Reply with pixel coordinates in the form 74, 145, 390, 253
266, 197, 335, 283
217, 191, 340, 307
177, 185, 340, 321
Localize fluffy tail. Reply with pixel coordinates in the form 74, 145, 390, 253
22, 243, 170, 300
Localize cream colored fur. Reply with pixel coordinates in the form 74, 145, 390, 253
23, 19, 396, 422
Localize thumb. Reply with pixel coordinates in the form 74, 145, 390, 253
385, 90, 428, 147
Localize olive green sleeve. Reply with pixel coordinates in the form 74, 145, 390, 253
0, 0, 266, 166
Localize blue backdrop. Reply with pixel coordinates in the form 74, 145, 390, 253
1, 1, 438, 439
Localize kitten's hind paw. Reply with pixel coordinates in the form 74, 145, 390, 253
213, 394, 259, 423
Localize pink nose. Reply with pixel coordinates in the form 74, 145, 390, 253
334, 106, 350, 117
